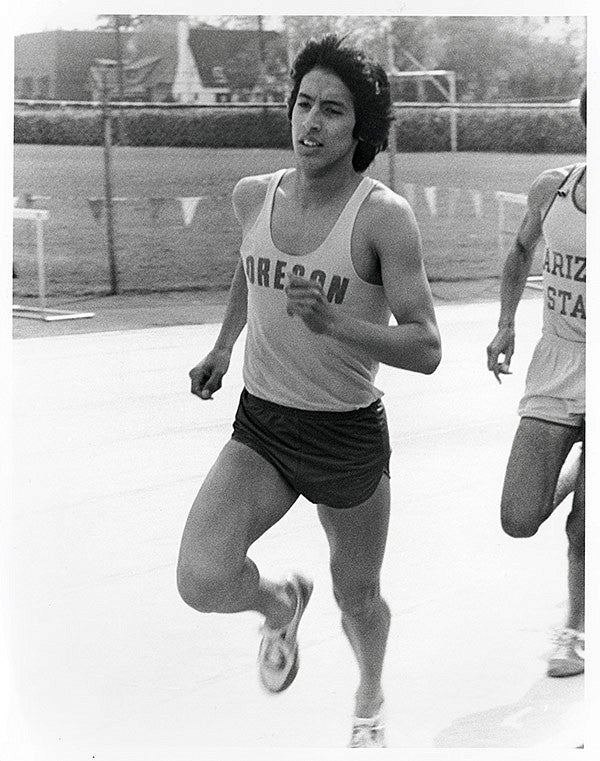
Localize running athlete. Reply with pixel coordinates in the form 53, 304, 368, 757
177, 35, 441, 747
487, 87, 586, 678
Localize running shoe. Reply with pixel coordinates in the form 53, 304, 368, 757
258, 574, 313, 693
348, 712, 386, 748
547, 628, 585, 677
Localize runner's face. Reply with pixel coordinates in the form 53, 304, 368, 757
291, 68, 357, 171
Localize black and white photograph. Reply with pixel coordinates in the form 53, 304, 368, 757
3, 1, 596, 758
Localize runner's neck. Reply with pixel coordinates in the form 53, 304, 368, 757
290, 165, 362, 210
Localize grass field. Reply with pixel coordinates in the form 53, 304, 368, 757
13, 145, 584, 298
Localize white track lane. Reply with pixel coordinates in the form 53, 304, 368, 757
6, 298, 587, 759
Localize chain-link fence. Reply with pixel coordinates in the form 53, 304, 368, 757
13, 100, 584, 300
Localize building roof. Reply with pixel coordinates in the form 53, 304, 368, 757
14, 28, 130, 63
125, 22, 178, 86
126, 55, 163, 72
188, 26, 280, 89
15, 21, 283, 99
90, 55, 164, 96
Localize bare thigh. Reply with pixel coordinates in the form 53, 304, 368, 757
178, 439, 298, 579
501, 417, 582, 536
317, 475, 390, 601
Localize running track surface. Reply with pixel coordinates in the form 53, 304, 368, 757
5, 298, 590, 759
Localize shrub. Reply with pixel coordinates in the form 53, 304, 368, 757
14, 104, 585, 153
393, 107, 585, 153
14, 108, 103, 145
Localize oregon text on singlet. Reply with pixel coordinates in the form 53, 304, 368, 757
240, 169, 392, 411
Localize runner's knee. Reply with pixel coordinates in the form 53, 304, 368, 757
177, 555, 243, 613
500, 499, 541, 538
333, 578, 385, 620
566, 502, 585, 556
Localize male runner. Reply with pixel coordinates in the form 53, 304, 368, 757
487, 87, 586, 677
177, 35, 441, 747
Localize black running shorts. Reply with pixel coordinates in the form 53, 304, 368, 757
231, 388, 391, 509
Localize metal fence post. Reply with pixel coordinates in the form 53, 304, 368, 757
34, 210, 48, 311
449, 72, 458, 152
101, 84, 119, 295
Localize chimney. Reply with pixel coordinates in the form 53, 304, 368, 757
172, 16, 202, 103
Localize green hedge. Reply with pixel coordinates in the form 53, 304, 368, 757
14, 108, 104, 145
121, 108, 292, 148
395, 107, 585, 153
14, 105, 585, 153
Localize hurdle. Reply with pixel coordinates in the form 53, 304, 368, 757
495, 190, 543, 291
13, 207, 95, 321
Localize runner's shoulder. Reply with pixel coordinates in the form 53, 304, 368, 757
362, 179, 416, 227
357, 179, 422, 264
528, 165, 578, 210
232, 173, 277, 224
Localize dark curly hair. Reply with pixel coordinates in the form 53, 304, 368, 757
287, 34, 393, 173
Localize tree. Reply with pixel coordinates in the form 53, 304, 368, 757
95, 15, 155, 101
283, 16, 389, 65
508, 39, 583, 100
201, 15, 287, 101
419, 17, 585, 101
144, 15, 585, 104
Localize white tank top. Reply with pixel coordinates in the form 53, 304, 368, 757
541, 164, 586, 343
240, 169, 392, 411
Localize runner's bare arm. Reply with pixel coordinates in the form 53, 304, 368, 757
189, 259, 248, 399
286, 189, 441, 374
189, 177, 268, 400
486, 168, 566, 382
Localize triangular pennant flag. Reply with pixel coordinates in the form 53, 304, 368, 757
179, 197, 201, 226
402, 183, 416, 207
88, 198, 105, 222
471, 190, 483, 219
424, 186, 437, 216
19, 193, 50, 206
149, 197, 166, 222
448, 187, 460, 218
